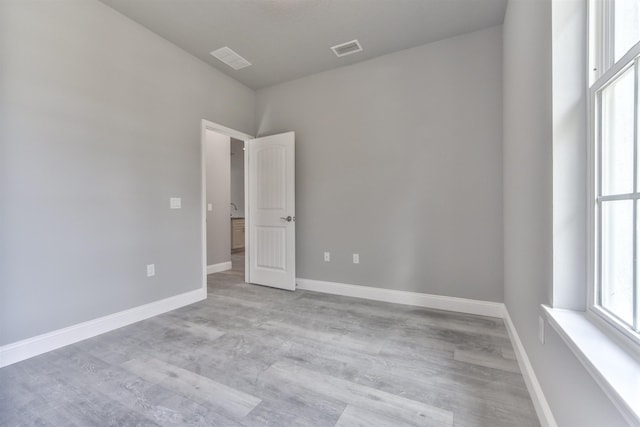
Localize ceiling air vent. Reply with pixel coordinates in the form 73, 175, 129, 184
331, 40, 363, 58
210, 46, 252, 70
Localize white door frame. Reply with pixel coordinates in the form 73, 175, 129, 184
201, 119, 254, 291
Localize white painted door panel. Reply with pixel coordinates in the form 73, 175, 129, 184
248, 132, 295, 290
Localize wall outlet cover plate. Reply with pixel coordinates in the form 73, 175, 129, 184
170, 197, 182, 209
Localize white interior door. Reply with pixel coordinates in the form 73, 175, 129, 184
248, 132, 295, 291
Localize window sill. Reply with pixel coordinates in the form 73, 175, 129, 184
542, 305, 640, 426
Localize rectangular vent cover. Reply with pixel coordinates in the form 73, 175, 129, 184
331, 40, 363, 57
210, 46, 252, 70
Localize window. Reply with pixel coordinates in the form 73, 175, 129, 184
590, 0, 640, 343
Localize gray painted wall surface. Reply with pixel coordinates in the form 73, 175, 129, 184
205, 131, 231, 267
0, 0, 254, 345
502, 1, 628, 425
256, 26, 504, 302
230, 139, 245, 217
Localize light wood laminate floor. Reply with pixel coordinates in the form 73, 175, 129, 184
0, 254, 538, 426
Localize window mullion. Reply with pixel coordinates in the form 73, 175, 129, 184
635, 197, 638, 332
635, 59, 639, 332
599, 193, 640, 201
597, 88, 603, 308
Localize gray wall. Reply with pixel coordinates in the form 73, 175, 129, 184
0, 0, 254, 346
230, 138, 245, 217
502, 0, 628, 425
205, 130, 231, 266
256, 26, 504, 302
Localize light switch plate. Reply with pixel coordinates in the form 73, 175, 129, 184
324, 252, 330, 262
207, 203, 213, 211
170, 197, 181, 209
353, 253, 359, 264
147, 264, 155, 277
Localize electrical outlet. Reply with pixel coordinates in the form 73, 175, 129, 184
207, 203, 213, 211
170, 197, 181, 209
353, 253, 359, 264
538, 316, 545, 344
147, 264, 155, 277
324, 252, 330, 262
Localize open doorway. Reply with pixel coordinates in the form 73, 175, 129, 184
201, 120, 296, 292
201, 120, 252, 290
229, 138, 245, 274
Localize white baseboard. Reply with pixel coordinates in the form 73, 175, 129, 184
295, 278, 504, 318
207, 261, 232, 275
503, 308, 558, 427
0, 287, 206, 368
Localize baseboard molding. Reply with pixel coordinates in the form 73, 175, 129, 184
0, 287, 206, 368
503, 308, 558, 427
295, 278, 504, 318
207, 261, 232, 275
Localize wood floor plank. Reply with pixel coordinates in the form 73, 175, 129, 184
266, 360, 454, 427
257, 320, 385, 355
15, 358, 159, 427
44, 347, 240, 427
501, 346, 517, 360
335, 404, 422, 427
453, 349, 521, 373
147, 316, 227, 343
121, 357, 261, 420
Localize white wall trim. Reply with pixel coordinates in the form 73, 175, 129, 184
202, 119, 254, 142
0, 288, 206, 368
296, 278, 504, 318
503, 307, 558, 427
207, 261, 233, 275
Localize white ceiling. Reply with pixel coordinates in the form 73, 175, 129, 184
99, 0, 507, 90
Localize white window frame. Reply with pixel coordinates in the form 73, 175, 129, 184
588, 0, 611, 85
587, 0, 640, 351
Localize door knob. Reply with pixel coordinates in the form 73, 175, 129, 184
280, 216, 293, 222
